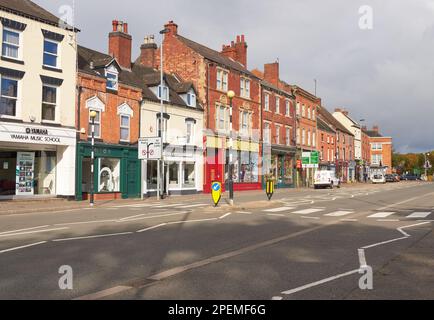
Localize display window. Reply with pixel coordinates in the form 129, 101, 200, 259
98, 158, 120, 192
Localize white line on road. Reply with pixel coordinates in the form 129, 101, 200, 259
152, 204, 183, 208
117, 212, 186, 222
177, 204, 208, 209
358, 248, 367, 267
0, 225, 50, 235
377, 219, 400, 222
236, 211, 252, 214
378, 192, 434, 211
52, 232, 133, 242
54, 219, 118, 226
281, 269, 360, 295
267, 213, 285, 217
137, 223, 167, 233
406, 212, 432, 219
0, 241, 47, 254
340, 219, 358, 222
300, 216, 320, 220
119, 214, 148, 221
292, 208, 324, 215
0, 227, 69, 238
367, 212, 396, 218
219, 213, 232, 219
324, 211, 353, 217
397, 221, 432, 237
263, 207, 294, 213
166, 218, 218, 225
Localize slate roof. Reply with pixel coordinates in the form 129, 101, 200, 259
318, 106, 354, 136
317, 118, 336, 134
0, 0, 76, 30
177, 35, 257, 78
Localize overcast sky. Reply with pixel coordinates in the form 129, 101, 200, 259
35, 0, 434, 153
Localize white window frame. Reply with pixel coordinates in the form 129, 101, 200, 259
158, 85, 169, 101
41, 84, 59, 123
186, 120, 195, 144
302, 128, 306, 145
88, 109, 101, 138
187, 92, 196, 107
2, 27, 22, 60
0, 75, 19, 119
120, 114, 130, 142
216, 104, 229, 133
312, 131, 316, 147
239, 110, 250, 136
106, 70, 119, 91
275, 125, 281, 144
296, 102, 301, 116
264, 122, 271, 144
307, 130, 311, 147
157, 117, 168, 142
296, 128, 301, 144
286, 127, 291, 146
302, 104, 306, 117
264, 93, 270, 111
307, 106, 311, 119
285, 100, 291, 117
275, 96, 280, 114
217, 69, 228, 92
43, 38, 60, 69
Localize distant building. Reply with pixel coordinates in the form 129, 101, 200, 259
365, 125, 393, 175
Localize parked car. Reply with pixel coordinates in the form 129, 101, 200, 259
401, 174, 420, 181
385, 174, 396, 182
314, 170, 341, 189
371, 174, 386, 184
392, 174, 401, 182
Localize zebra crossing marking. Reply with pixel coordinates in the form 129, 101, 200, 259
406, 212, 432, 219
324, 211, 354, 217
367, 212, 396, 218
263, 207, 294, 213
292, 208, 325, 215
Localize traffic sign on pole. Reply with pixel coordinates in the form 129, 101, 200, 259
138, 137, 162, 160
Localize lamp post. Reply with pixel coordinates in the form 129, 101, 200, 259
89, 110, 97, 206
424, 153, 430, 180
158, 28, 170, 200
227, 90, 235, 206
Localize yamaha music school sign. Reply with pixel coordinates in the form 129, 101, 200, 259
0, 122, 76, 146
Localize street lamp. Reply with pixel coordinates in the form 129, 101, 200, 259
89, 110, 97, 207
424, 152, 430, 180
158, 28, 170, 200
227, 90, 235, 206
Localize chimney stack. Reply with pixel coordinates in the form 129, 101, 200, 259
221, 35, 248, 67
138, 35, 158, 68
109, 20, 132, 69
264, 61, 279, 87
165, 20, 178, 36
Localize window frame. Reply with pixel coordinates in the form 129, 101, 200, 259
264, 93, 270, 111
88, 109, 101, 138
217, 68, 228, 92
285, 100, 291, 117
2, 27, 21, 60
43, 38, 60, 69
41, 84, 59, 123
0, 75, 19, 118
275, 96, 280, 114
275, 125, 281, 144
157, 85, 169, 101
186, 120, 195, 144
186, 92, 196, 107
106, 70, 119, 91
119, 114, 130, 142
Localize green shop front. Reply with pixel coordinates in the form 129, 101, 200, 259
75, 142, 141, 200
263, 144, 296, 189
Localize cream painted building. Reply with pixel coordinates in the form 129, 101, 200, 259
134, 67, 204, 196
0, 0, 78, 198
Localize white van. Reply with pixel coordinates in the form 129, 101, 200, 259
314, 170, 341, 189
371, 174, 386, 184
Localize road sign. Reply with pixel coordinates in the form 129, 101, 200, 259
311, 151, 319, 164
211, 181, 222, 207
302, 151, 319, 168
138, 137, 162, 160
266, 180, 274, 201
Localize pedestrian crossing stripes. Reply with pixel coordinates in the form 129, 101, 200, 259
324, 211, 354, 217
292, 208, 325, 215
367, 212, 396, 218
406, 212, 432, 219
263, 207, 294, 213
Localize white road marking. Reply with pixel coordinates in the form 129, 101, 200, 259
219, 213, 232, 219
272, 296, 283, 300
117, 212, 186, 222
340, 219, 358, 222
378, 192, 434, 210
113, 203, 155, 208
377, 219, 400, 222
263, 207, 294, 213
397, 221, 432, 237
152, 203, 183, 208
166, 218, 218, 225
0, 227, 69, 238
406, 212, 432, 219
119, 214, 147, 221
292, 208, 324, 215
281, 269, 360, 295
367, 212, 396, 218
137, 223, 167, 233
74, 286, 132, 300
300, 216, 320, 220
54, 219, 118, 226
52, 232, 133, 242
0, 241, 47, 254
267, 213, 285, 217
358, 248, 367, 267
177, 204, 208, 209
0, 225, 50, 235
324, 211, 353, 217
236, 211, 252, 214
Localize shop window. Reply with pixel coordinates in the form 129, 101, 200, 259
98, 158, 120, 192
0, 76, 18, 117
42, 85, 57, 121
169, 162, 179, 187
183, 162, 195, 188
34, 151, 56, 195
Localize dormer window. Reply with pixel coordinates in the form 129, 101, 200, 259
186, 92, 196, 107
158, 85, 169, 101
106, 70, 118, 91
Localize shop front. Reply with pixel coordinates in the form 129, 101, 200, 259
143, 144, 203, 196
0, 122, 76, 199
263, 145, 296, 189
75, 142, 140, 200
204, 136, 261, 193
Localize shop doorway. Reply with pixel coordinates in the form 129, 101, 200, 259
0, 152, 16, 196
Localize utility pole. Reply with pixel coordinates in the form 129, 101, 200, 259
227, 90, 235, 206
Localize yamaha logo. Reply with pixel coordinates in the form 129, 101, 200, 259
25, 127, 49, 135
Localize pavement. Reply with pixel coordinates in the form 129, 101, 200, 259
0, 181, 432, 300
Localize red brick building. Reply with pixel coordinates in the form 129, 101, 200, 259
365, 126, 393, 175
138, 21, 262, 192
293, 86, 320, 186
317, 106, 355, 182
252, 62, 297, 188
317, 117, 336, 168
75, 21, 143, 200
